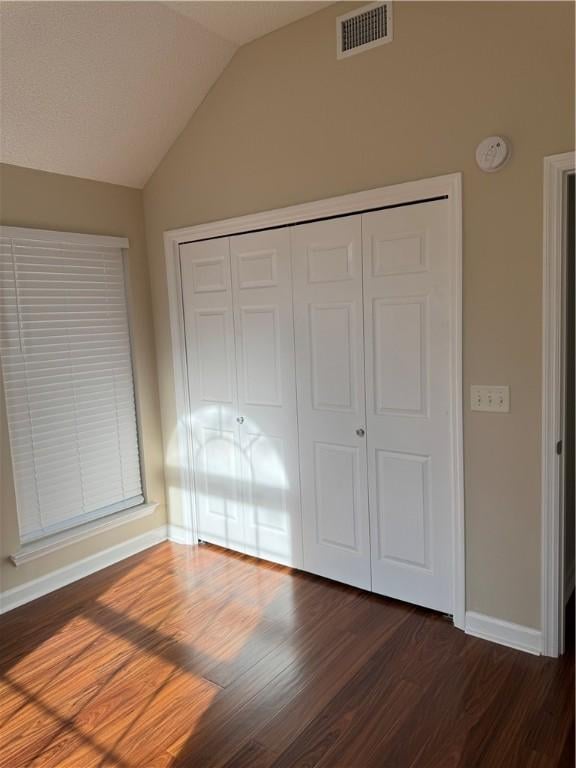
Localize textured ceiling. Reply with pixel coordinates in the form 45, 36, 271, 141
0, 1, 332, 188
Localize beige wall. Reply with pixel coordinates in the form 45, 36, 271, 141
0, 163, 166, 594
143, 1, 575, 629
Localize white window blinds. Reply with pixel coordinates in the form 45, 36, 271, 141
0, 228, 143, 543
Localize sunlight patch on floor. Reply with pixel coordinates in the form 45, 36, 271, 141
2, 615, 219, 768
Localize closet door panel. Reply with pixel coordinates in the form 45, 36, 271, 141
193, 424, 244, 548
231, 229, 302, 568
195, 308, 235, 403
363, 200, 453, 613
180, 238, 245, 552
291, 216, 371, 589
313, 441, 363, 553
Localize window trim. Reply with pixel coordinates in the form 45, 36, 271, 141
0, 226, 128, 250
10, 502, 158, 566
0, 225, 151, 551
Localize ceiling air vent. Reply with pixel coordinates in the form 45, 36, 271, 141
337, 2, 392, 59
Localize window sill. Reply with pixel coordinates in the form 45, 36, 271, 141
9, 503, 159, 567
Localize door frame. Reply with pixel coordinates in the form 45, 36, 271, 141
541, 151, 575, 657
164, 172, 465, 629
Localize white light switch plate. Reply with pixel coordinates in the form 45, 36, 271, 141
470, 385, 510, 413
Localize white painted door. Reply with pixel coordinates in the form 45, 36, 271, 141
362, 200, 453, 613
230, 228, 303, 568
291, 216, 371, 589
180, 238, 245, 552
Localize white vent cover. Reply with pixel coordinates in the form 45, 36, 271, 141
337, 2, 392, 59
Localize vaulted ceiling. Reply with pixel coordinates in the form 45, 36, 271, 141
0, 1, 332, 188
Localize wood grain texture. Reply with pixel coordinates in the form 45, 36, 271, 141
0, 542, 573, 767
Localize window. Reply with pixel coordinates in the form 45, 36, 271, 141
0, 227, 143, 543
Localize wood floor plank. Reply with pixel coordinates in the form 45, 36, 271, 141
558, 719, 575, 767
221, 739, 275, 768
261, 607, 432, 768
310, 614, 464, 768
253, 597, 416, 762
394, 641, 522, 768
523, 655, 575, 763
0, 542, 572, 768
168, 586, 376, 765
456, 647, 572, 768
180, 605, 410, 768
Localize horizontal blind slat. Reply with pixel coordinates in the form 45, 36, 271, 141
0, 234, 143, 542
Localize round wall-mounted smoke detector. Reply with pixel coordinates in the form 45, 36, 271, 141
475, 136, 510, 173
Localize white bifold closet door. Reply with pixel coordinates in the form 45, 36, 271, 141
363, 200, 453, 613
181, 238, 244, 551
291, 216, 371, 590
230, 229, 302, 567
181, 199, 454, 613
180, 229, 302, 568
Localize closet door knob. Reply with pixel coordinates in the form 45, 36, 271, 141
236, 416, 245, 424
356, 427, 365, 437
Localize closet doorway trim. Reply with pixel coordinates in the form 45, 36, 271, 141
164, 172, 464, 629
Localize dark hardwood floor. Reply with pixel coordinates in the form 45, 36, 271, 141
0, 542, 573, 767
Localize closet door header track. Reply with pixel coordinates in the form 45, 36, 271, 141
180, 196, 448, 246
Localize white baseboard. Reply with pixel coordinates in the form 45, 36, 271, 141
0, 526, 167, 615
465, 611, 542, 655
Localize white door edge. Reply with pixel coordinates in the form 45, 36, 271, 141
541, 151, 576, 657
